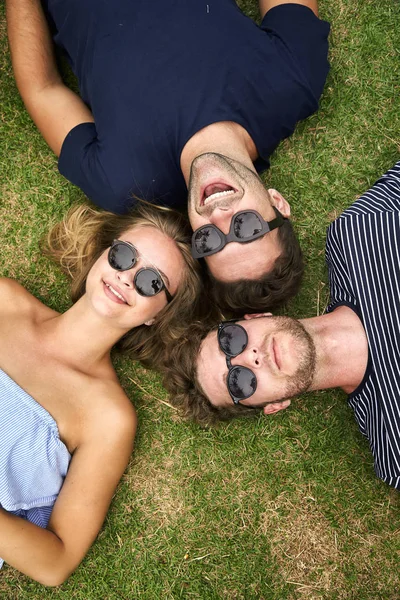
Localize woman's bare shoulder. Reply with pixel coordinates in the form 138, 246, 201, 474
0, 278, 57, 323
0, 277, 38, 313
81, 377, 137, 445
0, 277, 29, 297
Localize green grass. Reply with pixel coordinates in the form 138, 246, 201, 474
1, 1, 400, 598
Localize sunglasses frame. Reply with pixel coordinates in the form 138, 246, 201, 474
217, 321, 257, 405
191, 208, 285, 259
108, 240, 173, 303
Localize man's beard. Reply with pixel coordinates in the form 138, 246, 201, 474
272, 316, 316, 398
188, 152, 262, 218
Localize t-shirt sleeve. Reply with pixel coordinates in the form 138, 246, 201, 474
325, 160, 400, 313
364, 161, 400, 212
341, 161, 400, 217
58, 122, 134, 214
325, 218, 358, 311
261, 4, 330, 100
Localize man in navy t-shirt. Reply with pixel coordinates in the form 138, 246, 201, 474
6, 0, 330, 312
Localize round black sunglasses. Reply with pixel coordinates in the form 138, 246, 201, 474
217, 321, 257, 405
191, 208, 285, 259
108, 240, 173, 303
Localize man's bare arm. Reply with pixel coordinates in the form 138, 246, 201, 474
258, 0, 318, 20
6, 0, 94, 156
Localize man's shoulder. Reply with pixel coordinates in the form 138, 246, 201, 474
332, 161, 400, 226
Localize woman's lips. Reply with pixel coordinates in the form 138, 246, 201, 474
103, 281, 128, 304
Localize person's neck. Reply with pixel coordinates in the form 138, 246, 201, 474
301, 306, 369, 394
38, 296, 131, 372
180, 121, 258, 184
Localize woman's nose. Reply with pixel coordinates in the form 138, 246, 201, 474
116, 268, 135, 287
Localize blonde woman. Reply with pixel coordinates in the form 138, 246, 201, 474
0, 203, 201, 585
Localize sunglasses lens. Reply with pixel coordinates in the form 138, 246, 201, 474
228, 366, 257, 400
193, 227, 222, 255
233, 212, 263, 239
219, 324, 248, 357
109, 243, 136, 270
135, 268, 163, 297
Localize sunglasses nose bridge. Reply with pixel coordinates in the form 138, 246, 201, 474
115, 265, 137, 287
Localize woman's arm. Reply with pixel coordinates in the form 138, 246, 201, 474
6, 0, 94, 156
0, 398, 136, 586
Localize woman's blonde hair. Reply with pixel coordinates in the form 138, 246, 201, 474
44, 202, 203, 368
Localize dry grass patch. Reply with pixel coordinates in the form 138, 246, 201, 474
259, 489, 345, 597
1, 188, 39, 269
347, 529, 400, 596
0, 187, 63, 294
125, 441, 192, 529
1, 186, 36, 223
342, 492, 400, 597
259, 488, 400, 599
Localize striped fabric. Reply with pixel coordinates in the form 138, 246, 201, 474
326, 161, 400, 490
0, 368, 71, 567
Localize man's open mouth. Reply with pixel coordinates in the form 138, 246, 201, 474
201, 182, 237, 206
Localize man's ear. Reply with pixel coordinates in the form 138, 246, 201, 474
262, 399, 291, 415
243, 313, 273, 320
268, 188, 291, 218
144, 319, 155, 326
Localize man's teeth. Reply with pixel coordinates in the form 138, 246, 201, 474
203, 189, 235, 205
106, 283, 126, 302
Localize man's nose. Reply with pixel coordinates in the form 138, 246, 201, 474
208, 206, 235, 234
232, 346, 264, 369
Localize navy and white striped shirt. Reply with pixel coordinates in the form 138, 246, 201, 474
326, 161, 400, 490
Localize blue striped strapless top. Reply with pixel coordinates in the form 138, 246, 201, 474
0, 368, 71, 567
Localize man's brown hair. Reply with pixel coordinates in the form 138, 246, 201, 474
210, 219, 303, 317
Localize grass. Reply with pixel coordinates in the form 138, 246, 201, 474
1, 0, 400, 598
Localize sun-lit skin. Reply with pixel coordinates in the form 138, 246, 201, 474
187, 153, 291, 281
197, 315, 316, 410
85, 225, 185, 331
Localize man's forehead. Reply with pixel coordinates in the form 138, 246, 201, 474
206, 232, 281, 281
199, 329, 218, 363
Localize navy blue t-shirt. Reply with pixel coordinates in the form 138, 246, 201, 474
44, 0, 330, 213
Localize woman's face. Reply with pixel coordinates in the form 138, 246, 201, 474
86, 225, 186, 330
